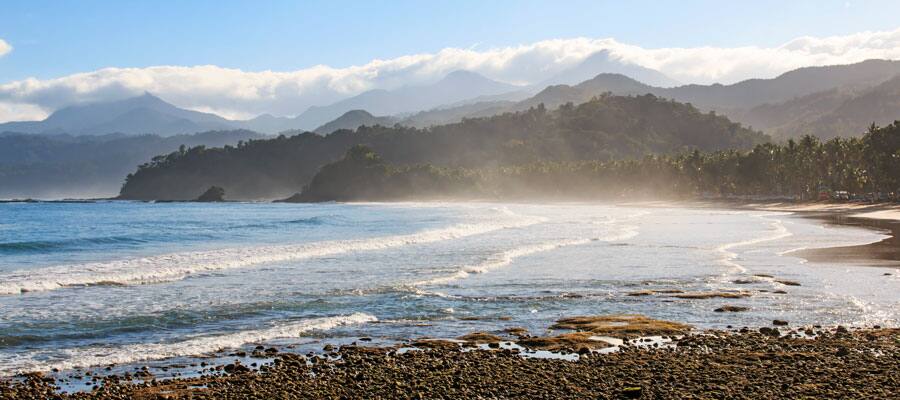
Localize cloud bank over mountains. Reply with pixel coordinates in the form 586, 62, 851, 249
3, 28, 900, 123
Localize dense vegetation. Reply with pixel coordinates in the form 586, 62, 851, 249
0, 130, 263, 199
292, 122, 900, 202
119, 94, 767, 200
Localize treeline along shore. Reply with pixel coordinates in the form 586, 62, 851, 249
288, 122, 900, 202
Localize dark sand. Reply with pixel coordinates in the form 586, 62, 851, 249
795, 211, 900, 267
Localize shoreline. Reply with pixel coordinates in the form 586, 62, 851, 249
3, 322, 897, 398
0, 199, 900, 398
741, 201, 900, 268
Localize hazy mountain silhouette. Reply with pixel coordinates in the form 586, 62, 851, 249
0, 130, 264, 199
289, 70, 519, 130
399, 59, 900, 137
540, 50, 679, 88
746, 75, 900, 139
313, 110, 397, 135
0, 93, 236, 136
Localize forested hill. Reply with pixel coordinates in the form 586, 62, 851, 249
118, 94, 768, 200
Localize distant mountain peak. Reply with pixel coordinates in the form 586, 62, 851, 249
341, 109, 375, 118
0, 92, 234, 136
542, 50, 679, 88
440, 70, 493, 84
313, 109, 396, 135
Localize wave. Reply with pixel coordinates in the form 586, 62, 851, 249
715, 213, 793, 274
0, 236, 150, 254
412, 223, 639, 286
0, 211, 544, 295
285, 216, 329, 225
0, 313, 376, 376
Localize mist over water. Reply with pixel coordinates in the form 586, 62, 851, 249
0, 201, 896, 376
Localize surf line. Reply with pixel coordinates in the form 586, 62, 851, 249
0, 209, 546, 295
413, 220, 642, 287
714, 212, 793, 274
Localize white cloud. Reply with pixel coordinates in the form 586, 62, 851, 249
2, 28, 900, 122
0, 39, 11, 58
0, 102, 48, 123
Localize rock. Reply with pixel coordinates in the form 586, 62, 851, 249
836, 347, 851, 357
773, 320, 789, 326
775, 280, 801, 286
194, 186, 226, 202
621, 386, 643, 398
715, 306, 749, 312
759, 327, 780, 337
836, 326, 849, 334
223, 363, 250, 374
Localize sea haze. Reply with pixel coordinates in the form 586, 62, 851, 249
0, 201, 896, 376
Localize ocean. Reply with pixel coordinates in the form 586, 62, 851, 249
0, 201, 897, 376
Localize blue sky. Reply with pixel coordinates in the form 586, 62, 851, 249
3, 0, 900, 81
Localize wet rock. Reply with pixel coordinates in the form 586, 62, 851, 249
672, 291, 751, 299
223, 363, 250, 374
759, 327, 780, 337
714, 306, 749, 312
773, 320, 789, 326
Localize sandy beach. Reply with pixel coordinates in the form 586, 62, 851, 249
746, 202, 900, 222
745, 202, 900, 267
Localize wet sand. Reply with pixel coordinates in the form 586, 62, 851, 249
740, 201, 900, 267
795, 211, 900, 267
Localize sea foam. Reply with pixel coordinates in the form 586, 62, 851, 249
0, 212, 543, 295
0, 312, 376, 376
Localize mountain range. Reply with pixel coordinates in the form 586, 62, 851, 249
3, 59, 899, 141
399, 59, 900, 139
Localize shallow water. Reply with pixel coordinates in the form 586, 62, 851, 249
0, 201, 897, 376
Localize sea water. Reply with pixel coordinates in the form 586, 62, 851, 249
0, 201, 897, 375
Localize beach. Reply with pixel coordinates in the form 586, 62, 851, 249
1, 201, 898, 398
3, 322, 898, 399
746, 202, 900, 267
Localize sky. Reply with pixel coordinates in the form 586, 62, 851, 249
2, 0, 900, 121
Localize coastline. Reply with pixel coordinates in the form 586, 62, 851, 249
1, 200, 899, 398
3, 322, 897, 399
745, 202, 900, 268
